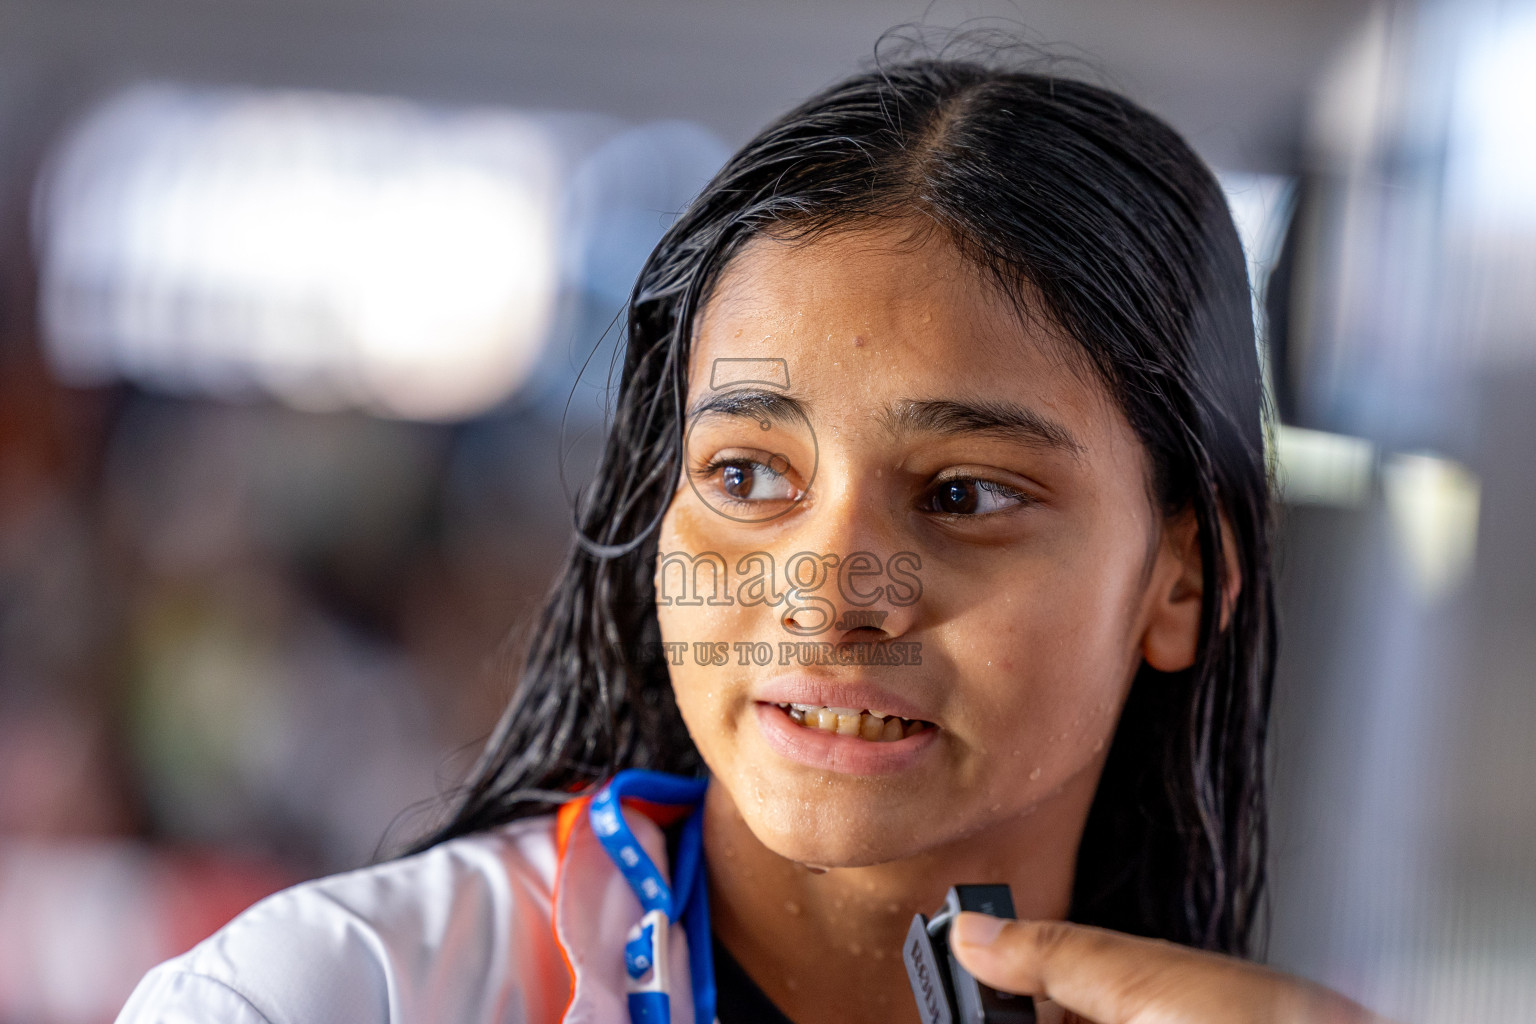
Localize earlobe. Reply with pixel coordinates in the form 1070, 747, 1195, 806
1140, 506, 1242, 673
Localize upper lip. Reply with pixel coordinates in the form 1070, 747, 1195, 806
754, 675, 935, 723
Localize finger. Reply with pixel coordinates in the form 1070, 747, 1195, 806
948, 914, 1382, 1024
950, 914, 1190, 1021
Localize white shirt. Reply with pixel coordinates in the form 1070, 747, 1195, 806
115, 801, 704, 1024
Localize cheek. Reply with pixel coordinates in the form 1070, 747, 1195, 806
653, 513, 753, 756
944, 548, 1141, 782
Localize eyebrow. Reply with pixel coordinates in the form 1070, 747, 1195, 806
686, 388, 1086, 461
686, 388, 801, 425
881, 397, 1086, 461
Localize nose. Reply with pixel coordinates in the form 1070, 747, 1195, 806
777, 467, 921, 641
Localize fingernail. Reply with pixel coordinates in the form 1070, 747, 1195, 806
951, 912, 1007, 947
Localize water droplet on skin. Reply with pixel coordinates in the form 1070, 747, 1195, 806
784, 900, 802, 916
886, 901, 902, 914
1029, 767, 1042, 780
853, 335, 865, 347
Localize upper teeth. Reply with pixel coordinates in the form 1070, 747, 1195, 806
777, 703, 926, 742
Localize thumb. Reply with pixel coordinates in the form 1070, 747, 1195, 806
948, 913, 1386, 1024
949, 914, 1149, 1013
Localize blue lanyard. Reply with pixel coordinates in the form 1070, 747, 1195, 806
589, 770, 716, 1024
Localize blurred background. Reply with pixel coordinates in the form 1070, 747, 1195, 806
0, 0, 1531, 1021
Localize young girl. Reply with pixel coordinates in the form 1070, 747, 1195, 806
118, 54, 1382, 1024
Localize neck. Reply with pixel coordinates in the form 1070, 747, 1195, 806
702, 771, 1098, 1024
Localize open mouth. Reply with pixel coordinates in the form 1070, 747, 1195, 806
773, 702, 933, 743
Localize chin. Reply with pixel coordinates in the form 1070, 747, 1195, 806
739, 779, 950, 868
756, 823, 910, 869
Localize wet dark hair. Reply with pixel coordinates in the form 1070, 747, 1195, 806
411, 53, 1277, 957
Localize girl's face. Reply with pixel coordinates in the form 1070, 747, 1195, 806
655, 219, 1204, 868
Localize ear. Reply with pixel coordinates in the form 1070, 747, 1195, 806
1140, 503, 1242, 673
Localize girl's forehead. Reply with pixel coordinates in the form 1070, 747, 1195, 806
690, 222, 1123, 442
701, 224, 1003, 336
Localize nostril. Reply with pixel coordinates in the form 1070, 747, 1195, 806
832, 607, 894, 633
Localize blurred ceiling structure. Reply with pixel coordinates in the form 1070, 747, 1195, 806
0, 0, 1379, 407
0, 0, 1372, 188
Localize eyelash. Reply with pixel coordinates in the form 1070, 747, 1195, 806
690, 456, 799, 511
691, 457, 1033, 517
923, 475, 1034, 519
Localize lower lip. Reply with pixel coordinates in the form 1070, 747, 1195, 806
753, 703, 938, 775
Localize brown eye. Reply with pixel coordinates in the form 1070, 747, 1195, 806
722, 463, 754, 500
926, 477, 1029, 517
935, 480, 979, 514
702, 457, 799, 507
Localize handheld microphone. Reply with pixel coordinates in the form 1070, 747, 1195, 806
902, 885, 1035, 1024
